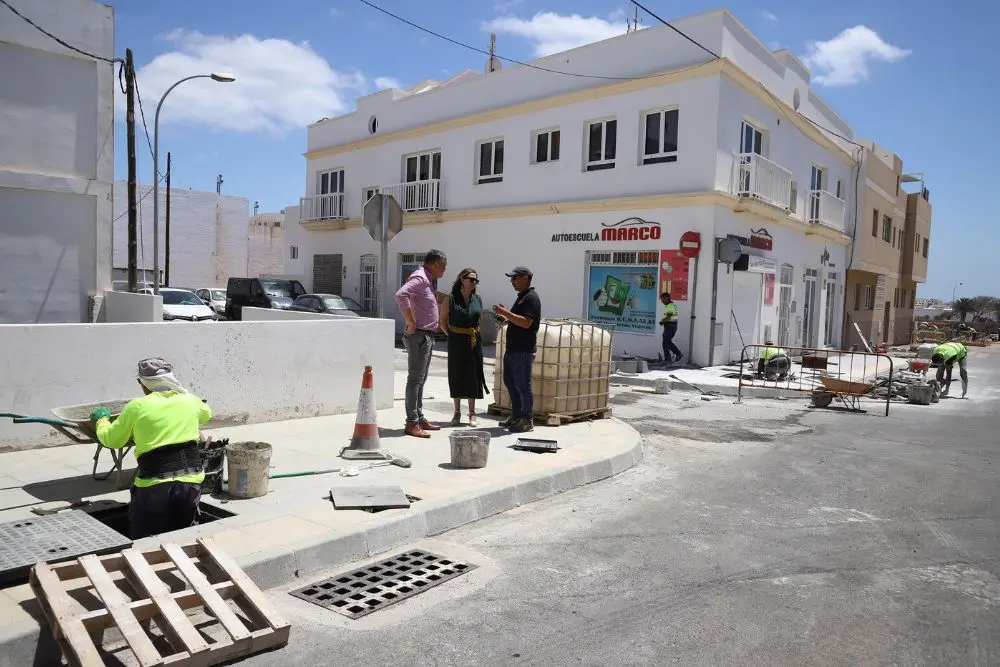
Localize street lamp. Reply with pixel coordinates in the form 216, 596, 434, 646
152, 72, 236, 294
952, 282, 965, 304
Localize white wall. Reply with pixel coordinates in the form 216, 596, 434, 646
0, 317, 394, 450
111, 182, 250, 290
104, 289, 161, 322
0, 0, 115, 323
247, 213, 286, 279
241, 306, 356, 321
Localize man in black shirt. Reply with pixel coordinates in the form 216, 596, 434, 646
492, 266, 541, 433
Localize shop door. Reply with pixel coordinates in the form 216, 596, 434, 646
824, 272, 838, 347
729, 271, 763, 364
312, 254, 343, 295
777, 264, 794, 346
802, 269, 819, 347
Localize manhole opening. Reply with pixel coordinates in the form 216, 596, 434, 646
289, 549, 476, 619
360, 495, 421, 514
85, 502, 235, 539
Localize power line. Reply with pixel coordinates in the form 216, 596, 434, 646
628, 0, 720, 60
111, 175, 165, 224
356, 0, 711, 81
132, 74, 166, 180
0, 0, 122, 63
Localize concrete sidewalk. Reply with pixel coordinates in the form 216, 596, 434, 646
0, 369, 640, 662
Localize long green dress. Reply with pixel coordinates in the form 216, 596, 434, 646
447, 292, 489, 400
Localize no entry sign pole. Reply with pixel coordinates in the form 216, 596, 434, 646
679, 231, 702, 363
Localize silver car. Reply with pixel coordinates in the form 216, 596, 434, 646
195, 287, 228, 318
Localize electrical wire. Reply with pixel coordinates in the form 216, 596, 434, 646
628, 0, 720, 60
0, 0, 122, 63
132, 75, 160, 174
111, 174, 165, 224
356, 0, 714, 81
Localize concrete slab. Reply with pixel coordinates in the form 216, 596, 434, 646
0, 366, 641, 660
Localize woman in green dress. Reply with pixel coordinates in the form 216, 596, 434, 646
439, 268, 489, 426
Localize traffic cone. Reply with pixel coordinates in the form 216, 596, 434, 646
340, 366, 390, 461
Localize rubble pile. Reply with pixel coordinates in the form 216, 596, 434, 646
873, 370, 935, 402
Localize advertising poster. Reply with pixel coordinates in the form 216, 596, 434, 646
587, 265, 658, 334
658, 250, 690, 301
764, 273, 775, 306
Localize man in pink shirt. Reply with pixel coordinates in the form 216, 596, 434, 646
395, 249, 448, 438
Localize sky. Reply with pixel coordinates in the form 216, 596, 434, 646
90, 0, 998, 299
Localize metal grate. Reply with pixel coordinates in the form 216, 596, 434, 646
290, 549, 475, 619
0, 511, 132, 584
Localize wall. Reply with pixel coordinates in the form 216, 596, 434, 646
0, 317, 394, 451
0, 0, 115, 323
241, 306, 356, 321
104, 289, 161, 322
247, 213, 287, 278
902, 192, 931, 282
853, 148, 906, 276
111, 182, 250, 290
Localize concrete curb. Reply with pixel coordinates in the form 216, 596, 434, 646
611, 373, 808, 400
0, 422, 643, 663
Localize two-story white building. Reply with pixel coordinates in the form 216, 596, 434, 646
289, 9, 858, 366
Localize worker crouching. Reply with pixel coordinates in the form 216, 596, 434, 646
931, 341, 968, 398
758, 341, 790, 381
90, 358, 212, 539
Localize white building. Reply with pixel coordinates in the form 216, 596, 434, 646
248, 211, 287, 279
111, 182, 265, 290
290, 9, 857, 365
0, 0, 115, 323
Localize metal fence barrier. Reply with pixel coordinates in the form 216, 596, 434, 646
736, 345, 894, 416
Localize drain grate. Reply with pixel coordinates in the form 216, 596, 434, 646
290, 549, 476, 619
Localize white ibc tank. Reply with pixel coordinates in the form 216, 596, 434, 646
494, 319, 613, 416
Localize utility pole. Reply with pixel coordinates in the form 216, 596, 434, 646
124, 48, 138, 292
165, 152, 172, 287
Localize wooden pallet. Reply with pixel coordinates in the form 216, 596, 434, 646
30, 537, 290, 667
487, 403, 612, 426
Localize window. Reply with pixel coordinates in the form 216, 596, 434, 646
922, 238, 929, 258
896, 174, 901, 195
915, 233, 921, 254
854, 283, 862, 310
881, 214, 892, 242
363, 186, 380, 203
585, 118, 617, 171
317, 169, 345, 219
290, 245, 299, 260
642, 109, 679, 165
589, 250, 659, 266
893, 287, 899, 308
836, 178, 844, 199
872, 209, 879, 237
532, 128, 560, 163
864, 285, 874, 310
476, 139, 504, 184
892, 227, 897, 248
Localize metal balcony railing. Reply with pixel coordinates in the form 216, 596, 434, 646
730, 152, 793, 210
369, 180, 444, 213
299, 193, 346, 221
807, 189, 846, 232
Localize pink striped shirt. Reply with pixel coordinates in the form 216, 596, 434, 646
395, 266, 439, 331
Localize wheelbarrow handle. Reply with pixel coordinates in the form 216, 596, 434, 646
11, 416, 76, 428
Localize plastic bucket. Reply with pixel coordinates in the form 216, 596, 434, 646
226, 441, 272, 498
449, 430, 491, 469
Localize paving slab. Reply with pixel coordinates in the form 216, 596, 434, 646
0, 368, 640, 663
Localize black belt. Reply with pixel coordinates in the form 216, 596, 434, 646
136, 441, 203, 480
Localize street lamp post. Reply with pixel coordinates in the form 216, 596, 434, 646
952, 282, 965, 304
152, 73, 236, 294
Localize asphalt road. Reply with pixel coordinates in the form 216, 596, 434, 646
246, 347, 1000, 667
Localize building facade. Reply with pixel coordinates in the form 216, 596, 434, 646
0, 0, 115, 323
844, 142, 932, 348
290, 10, 859, 365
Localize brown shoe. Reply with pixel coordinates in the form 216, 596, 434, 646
405, 424, 430, 438
418, 419, 441, 431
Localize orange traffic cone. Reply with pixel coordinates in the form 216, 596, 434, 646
340, 366, 390, 461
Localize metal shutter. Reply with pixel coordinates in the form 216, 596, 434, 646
312, 254, 343, 294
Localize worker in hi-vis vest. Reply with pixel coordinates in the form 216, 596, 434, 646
659, 292, 683, 364
931, 341, 968, 398
90, 358, 212, 539
758, 340, 791, 380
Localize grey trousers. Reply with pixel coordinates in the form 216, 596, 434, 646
403, 331, 434, 425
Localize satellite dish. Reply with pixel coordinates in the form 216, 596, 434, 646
717, 237, 743, 264
793, 88, 801, 112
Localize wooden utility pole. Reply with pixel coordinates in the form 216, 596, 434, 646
124, 48, 138, 292
165, 152, 172, 287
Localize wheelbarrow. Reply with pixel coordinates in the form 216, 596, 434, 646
1, 398, 135, 485
810, 376, 889, 415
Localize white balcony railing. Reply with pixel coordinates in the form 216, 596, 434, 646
807, 189, 846, 232
299, 193, 346, 222
730, 152, 793, 210
369, 180, 444, 213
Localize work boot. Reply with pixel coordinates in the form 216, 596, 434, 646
673, 354, 683, 364
510, 418, 534, 433
498, 416, 516, 428
418, 419, 441, 431
405, 424, 430, 438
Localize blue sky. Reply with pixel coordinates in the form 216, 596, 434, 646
103, 0, 996, 299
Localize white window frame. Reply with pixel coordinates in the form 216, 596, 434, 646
531, 127, 561, 164
641, 107, 680, 165
476, 137, 504, 184
864, 285, 875, 310
362, 186, 380, 203
584, 117, 617, 172
881, 214, 892, 243
317, 168, 344, 195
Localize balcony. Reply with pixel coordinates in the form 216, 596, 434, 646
367, 180, 444, 213
299, 193, 346, 222
807, 189, 846, 232
730, 153, 793, 210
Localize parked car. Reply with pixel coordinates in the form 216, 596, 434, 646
140, 287, 218, 322
290, 294, 371, 317
111, 280, 153, 292
194, 287, 228, 317
224, 277, 307, 320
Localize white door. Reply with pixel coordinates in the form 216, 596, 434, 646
824, 272, 838, 347
777, 264, 794, 346
730, 271, 763, 364
809, 165, 824, 222
359, 254, 378, 315
404, 151, 441, 211
802, 269, 819, 347
737, 121, 764, 195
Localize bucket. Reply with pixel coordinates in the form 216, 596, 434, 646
449, 430, 491, 469
226, 441, 272, 498
199, 439, 227, 496
908, 384, 933, 406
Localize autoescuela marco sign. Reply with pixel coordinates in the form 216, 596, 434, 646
726, 227, 774, 252
550, 217, 662, 243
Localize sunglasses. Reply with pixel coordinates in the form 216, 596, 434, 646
464, 276, 479, 284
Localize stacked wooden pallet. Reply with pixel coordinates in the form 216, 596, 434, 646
30, 537, 290, 667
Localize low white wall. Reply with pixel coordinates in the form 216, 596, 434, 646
242, 307, 355, 321
103, 290, 162, 322
0, 317, 394, 450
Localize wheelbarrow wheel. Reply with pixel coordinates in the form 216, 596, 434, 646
811, 390, 835, 408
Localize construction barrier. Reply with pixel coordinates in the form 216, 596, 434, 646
736, 345, 894, 416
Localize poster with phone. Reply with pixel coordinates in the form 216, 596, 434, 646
587, 265, 658, 334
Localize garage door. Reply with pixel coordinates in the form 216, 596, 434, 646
313, 254, 343, 294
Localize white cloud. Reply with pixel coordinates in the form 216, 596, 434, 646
127, 30, 367, 134
374, 76, 403, 91
761, 10, 778, 22
802, 26, 911, 86
483, 12, 627, 57
493, 0, 523, 12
